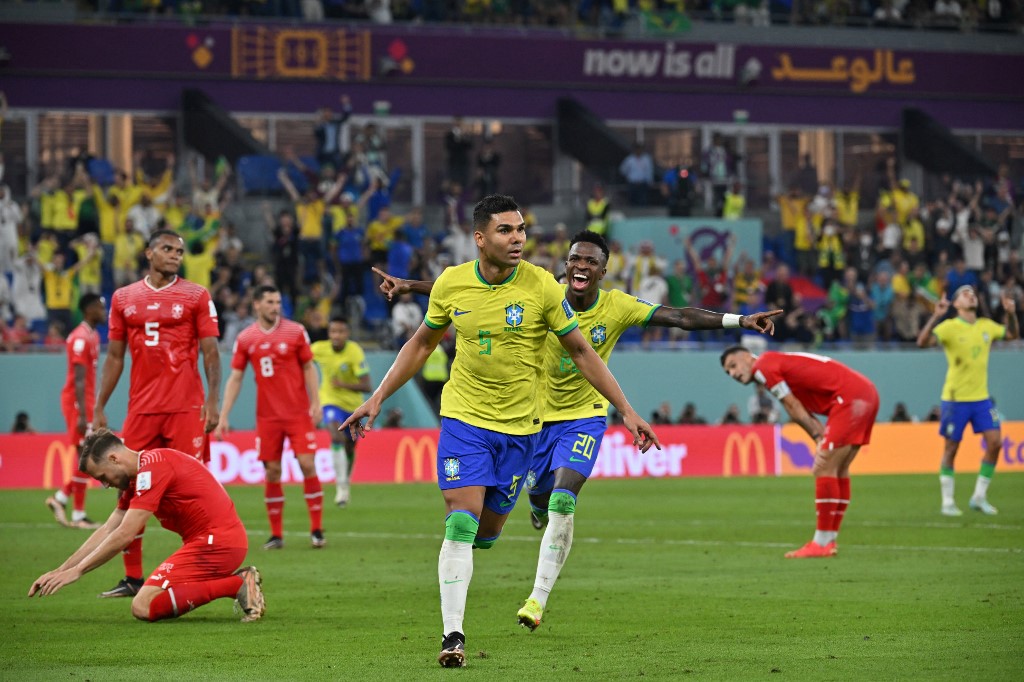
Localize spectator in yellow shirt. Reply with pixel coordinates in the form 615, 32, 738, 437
364, 204, 403, 268
183, 238, 217, 291
72, 234, 103, 296
113, 220, 146, 288
722, 181, 746, 220
43, 251, 93, 334
280, 166, 344, 284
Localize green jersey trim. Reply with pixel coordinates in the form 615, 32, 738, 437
641, 304, 662, 329
423, 315, 449, 330
474, 260, 519, 287
553, 320, 579, 337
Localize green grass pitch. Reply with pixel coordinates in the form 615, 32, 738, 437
2, 474, 1021, 680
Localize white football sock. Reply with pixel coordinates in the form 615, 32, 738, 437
438, 539, 473, 635
72, 510, 86, 522
529, 512, 574, 608
972, 475, 992, 501
54, 490, 69, 505
940, 474, 955, 506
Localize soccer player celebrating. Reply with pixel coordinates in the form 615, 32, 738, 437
310, 316, 370, 507
340, 195, 660, 668
29, 429, 264, 623
93, 229, 222, 598
46, 293, 107, 529
721, 346, 879, 558
917, 285, 1018, 516
375, 230, 781, 630
217, 285, 324, 549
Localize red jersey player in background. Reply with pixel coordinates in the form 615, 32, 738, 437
217, 285, 324, 550
29, 429, 264, 623
45, 293, 107, 529
93, 229, 222, 598
721, 346, 880, 558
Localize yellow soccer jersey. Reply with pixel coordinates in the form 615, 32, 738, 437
543, 288, 660, 421
310, 339, 369, 412
933, 317, 1005, 402
425, 259, 578, 435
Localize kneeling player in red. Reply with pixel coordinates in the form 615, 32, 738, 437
29, 429, 264, 623
721, 347, 879, 558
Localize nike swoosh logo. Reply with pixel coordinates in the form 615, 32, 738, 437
499, 500, 513, 508
443, 579, 463, 584
453, 310, 471, 316
569, 456, 588, 463
548, 545, 562, 551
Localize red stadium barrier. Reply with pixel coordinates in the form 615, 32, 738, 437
0, 425, 777, 488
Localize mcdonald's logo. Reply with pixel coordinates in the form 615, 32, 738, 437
42, 440, 77, 489
394, 435, 438, 483
723, 431, 767, 477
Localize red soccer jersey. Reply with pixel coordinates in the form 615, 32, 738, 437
61, 322, 100, 415
751, 351, 875, 417
118, 448, 246, 545
231, 319, 313, 421
108, 276, 219, 414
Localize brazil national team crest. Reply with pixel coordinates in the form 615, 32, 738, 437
443, 457, 460, 481
590, 324, 607, 345
505, 302, 525, 332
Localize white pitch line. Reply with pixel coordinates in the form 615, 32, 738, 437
5, 523, 1020, 554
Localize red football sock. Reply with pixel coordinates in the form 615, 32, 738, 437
147, 576, 243, 621
815, 477, 840, 534
70, 469, 89, 513
834, 477, 851, 532
123, 532, 145, 580
265, 481, 285, 538
303, 476, 323, 532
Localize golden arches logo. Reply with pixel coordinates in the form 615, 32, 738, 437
723, 431, 767, 477
43, 440, 78, 489
394, 435, 438, 483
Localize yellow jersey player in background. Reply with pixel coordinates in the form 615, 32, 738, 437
375, 230, 780, 631
918, 285, 1018, 516
311, 317, 371, 507
340, 195, 660, 668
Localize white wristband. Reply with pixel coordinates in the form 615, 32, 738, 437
722, 313, 742, 329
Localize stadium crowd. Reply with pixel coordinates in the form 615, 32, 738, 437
81, 0, 1022, 33
1, 122, 1022, 360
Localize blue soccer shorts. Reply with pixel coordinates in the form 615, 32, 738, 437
527, 416, 606, 496
436, 417, 538, 515
939, 399, 999, 443
322, 405, 355, 441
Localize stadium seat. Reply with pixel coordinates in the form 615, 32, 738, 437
87, 158, 116, 187
237, 155, 285, 195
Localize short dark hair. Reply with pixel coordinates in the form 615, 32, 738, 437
720, 345, 750, 367
569, 230, 610, 261
472, 194, 520, 231
329, 315, 349, 326
78, 292, 103, 314
253, 284, 279, 301
147, 229, 183, 248
78, 428, 124, 471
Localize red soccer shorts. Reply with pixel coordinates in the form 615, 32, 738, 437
256, 416, 318, 462
144, 536, 248, 588
123, 409, 206, 460
822, 383, 880, 448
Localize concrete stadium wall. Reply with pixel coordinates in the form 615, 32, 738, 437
2, 349, 1022, 433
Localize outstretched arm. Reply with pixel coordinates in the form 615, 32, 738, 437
339, 323, 446, 439
373, 267, 433, 300
215, 368, 244, 439
30, 507, 152, 597
917, 294, 949, 348
558, 328, 661, 453
649, 306, 782, 335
